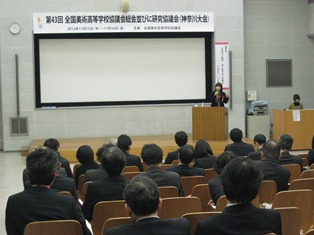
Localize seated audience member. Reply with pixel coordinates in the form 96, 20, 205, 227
141, 144, 185, 196
278, 134, 303, 171
5, 148, 92, 235
82, 146, 127, 221
43, 138, 73, 178
74, 145, 99, 187
117, 134, 143, 171
248, 134, 266, 161
193, 140, 217, 169
195, 157, 282, 235
208, 151, 237, 205
224, 128, 255, 156
107, 176, 190, 235
259, 140, 290, 192
288, 93, 303, 110
164, 131, 188, 164
166, 144, 205, 176
308, 136, 314, 166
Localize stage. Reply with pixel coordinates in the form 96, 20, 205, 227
28, 135, 254, 163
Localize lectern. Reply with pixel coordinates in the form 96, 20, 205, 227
192, 107, 228, 141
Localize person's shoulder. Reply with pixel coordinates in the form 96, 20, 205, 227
161, 217, 190, 227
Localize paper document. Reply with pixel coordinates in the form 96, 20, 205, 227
292, 110, 301, 122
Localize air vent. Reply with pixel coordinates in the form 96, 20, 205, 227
10, 117, 28, 136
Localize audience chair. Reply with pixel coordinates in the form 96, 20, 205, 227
182, 211, 221, 235
204, 168, 219, 182
102, 217, 131, 235
123, 172, 144, 181
73, 163, 82, 177
290, 178, 314, 191
305, 229, 314, 235
302, 157, 309, 167
81, 181, 92, 202
310, 164, 314, 170
301, 169, 314, 179
191, 184, 213, 212
91, 200, 128, 235
258, 180, 277, 204
24, 220, 83, 235
159, 196, 202, 220
275, 207, 301, 235
251, 195, 260, 208
58, 191, 72, 197
160, 164, 173, 170
122, 166, 139, 173
272, 189, 313, 232
77, 174, 86, 201
171, 159, 179, 166
158, 186, 179, 198
215, 195, 228, 212
181, 176, 206, 196
282, 164, 301, 183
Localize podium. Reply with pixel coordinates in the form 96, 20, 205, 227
273, 109, 314, 150
192, 107, 228, 141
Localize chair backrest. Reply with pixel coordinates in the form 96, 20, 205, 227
301, 169, 314, 179
159, 197, 202, 220
282, 164, 301, 183
91, 200, 128, 235
251, 195, 260, 208
275, 207, 301, 235
302, 157, 309, 167
58, 191, 72, 197
272, 189, 313, 232
290, 178, 314, 191
191, 184, 212, 212
310, 164, 314, 170
160, 164, 173, 170
204, 168, 219, 182
181, 176, 206, 196
215, 195, 228, 212
81, 181, 92, 202
258, 180, 277, 204
123, 166, 139, 173
123, 172, 144, 181
305, 229, 314, 235
77, 174, 86, 201
73, 163, 82, 177
102, 217, 131, 235
171, 159, 180, 166
182, 211, 221, 235
24, 220, 83, 235
158, 186, 179, 198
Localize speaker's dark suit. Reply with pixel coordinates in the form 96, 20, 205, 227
164, 150, 179, 164
81, 175, 127, 221
279, 151, 303, 171
208, 176, 223, 205
195, 203, 282, 235
125, 152, 144, 171
5, 186, 92, 235
107, 217, 190, 235
84, 166, 108, 182
142, 166, 185, 196
166, 164, 205, 177
193, 155, 217, 169
258, 158, 290, 192
224, 141, 255, 157
74, 162, 100, 187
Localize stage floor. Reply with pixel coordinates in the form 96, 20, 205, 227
29, 135, 254, 163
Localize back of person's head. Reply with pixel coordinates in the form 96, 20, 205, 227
124, 176, 159, 216
278, 134, 293, 151
253, 134, 266, 145
76, 145, 95, 165
96, 143, 115, 162
27, 148, 59, 186
101, 146, 126, 176
174, 131, 188, 147
141, 144, 163, 165
214, 151, 237, 174
178, 144, 195, 165
117, 134, 132, 153
293, 94, 300, 101
262, 140, 280, 160
229, 128, 243, 143
221, 156, 263, 203
194, 140, 213, 159
43, 138, 60, 151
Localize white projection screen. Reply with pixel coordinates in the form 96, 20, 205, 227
34, 33, 212, 107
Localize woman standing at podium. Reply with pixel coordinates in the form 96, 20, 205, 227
209, 82, 229, 107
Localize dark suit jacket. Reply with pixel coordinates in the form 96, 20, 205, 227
195, 203, 282, 235
166, 164, 205, 177
193, 155, 217, 169
74, 161, 100, 187
125, 152, 144, 171
107, 217, 190, 235
142, 166, 185, 196
279, 151, 303, 171
209, 91, 229, 107
164, 150, 179, 164
208, 176, 223, 205
308, 149, 314, 166
5, 186, 92, 235
248, 150, 262, 161
258, 158, 291, 192
84, 166, 108, 182
224, 141, 255, 157
59, 155, 73, 178
81, 175, 127, 221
